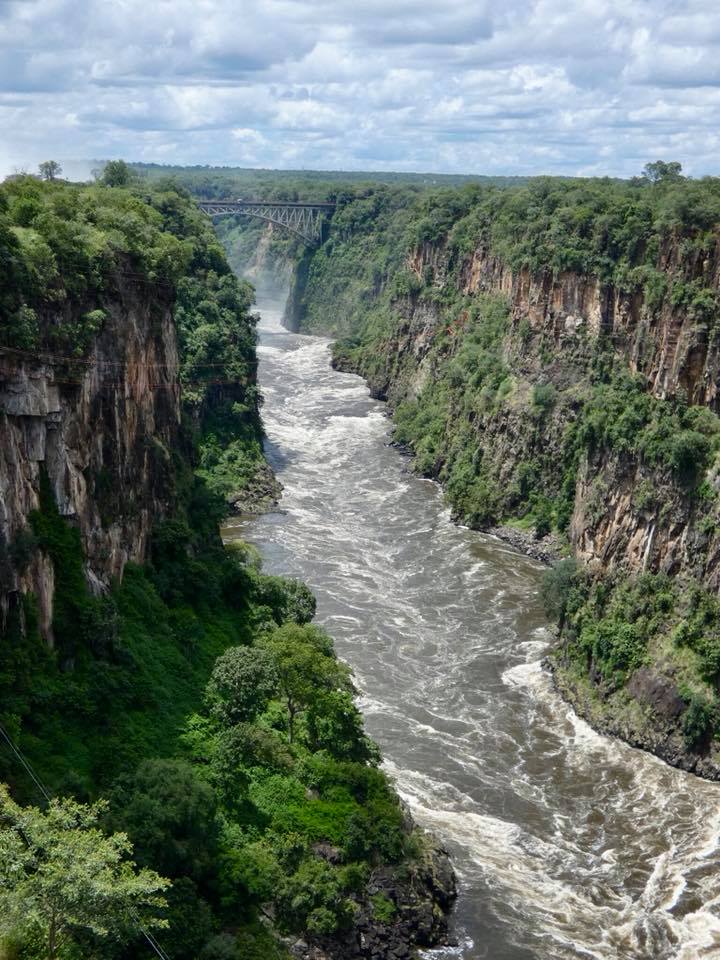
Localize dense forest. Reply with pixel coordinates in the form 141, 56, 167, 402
0, 171, 450, 960
131, 163, 529, 200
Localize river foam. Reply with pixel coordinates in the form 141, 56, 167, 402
226, 298, 720, 960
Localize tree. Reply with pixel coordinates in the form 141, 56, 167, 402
305, 689, 379, 763
101, 160, 133, 187
205, 646, 278, 726
642, 160, 683, 184
260, 625, 351, 744
107, 759, 219, 884
0, 785, 169, 959
540, 558, 578, 633
253, 575, 317, 626
38, 161, 62, 181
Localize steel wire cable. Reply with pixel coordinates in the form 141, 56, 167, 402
0, 720, 173, 960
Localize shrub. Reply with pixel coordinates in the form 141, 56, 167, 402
370, 892, 396, 923
540, 559, 578, 629
683, 696, 716, 750
532, 382, 556, 414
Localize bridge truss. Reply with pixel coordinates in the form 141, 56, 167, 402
197, 199, 335, 245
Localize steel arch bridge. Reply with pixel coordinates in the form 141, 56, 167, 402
197, 199, 335, 245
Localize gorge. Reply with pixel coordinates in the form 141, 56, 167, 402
0, 175, 453, 960
230, 292, 720, 960
4, 164, 720, 960
268, 172, 720, 780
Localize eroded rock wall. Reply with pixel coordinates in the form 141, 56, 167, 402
411, 238, 720, 409
324, 234, 720, 594
0, 278, 181, 642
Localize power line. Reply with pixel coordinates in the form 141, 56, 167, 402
0, 722, 51, 804
0, 720, 172, 960
0, 343, 250, 369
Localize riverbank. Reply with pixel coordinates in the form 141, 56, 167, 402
289, 834, 456, 960
548, 654, 720, 782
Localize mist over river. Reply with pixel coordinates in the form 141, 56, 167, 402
224, 297, 720, 960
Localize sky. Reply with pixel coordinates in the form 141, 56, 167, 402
1, 0, 720, 179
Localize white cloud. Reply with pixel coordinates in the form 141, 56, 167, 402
1, 0, 719, 177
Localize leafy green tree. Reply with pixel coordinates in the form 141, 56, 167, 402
0, 785, 169, 960
306, 690, 379, 763
206, 646, 279, 726
253, 575, 316, 625
540, 558, 578, 633
107, 760, 218, 885
642, 160, 683, 184
101, 160, 133, 187
38, 161, 62, 181
260, 625, 351, 744
683, 695, 716, 750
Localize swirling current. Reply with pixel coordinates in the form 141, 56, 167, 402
223, 296, 720, 960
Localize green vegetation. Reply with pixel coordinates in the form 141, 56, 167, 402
131, 162, 528, 201
1, 458, 415, 957
0, 173, 434, 958
131, 163, 528, 290
0, 786, 169, 959
544, 562, 720, 748
369, 892, 396, 923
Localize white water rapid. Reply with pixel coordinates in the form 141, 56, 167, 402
224, 297, 720, 960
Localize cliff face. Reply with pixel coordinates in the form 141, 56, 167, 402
285, 186, 720, 776
0, 278, 181, 644
452, 239, 720, 409
334, 237, 720, 592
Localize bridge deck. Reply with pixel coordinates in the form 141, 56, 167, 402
198, 200, 336, 208
197, 199, 335, 245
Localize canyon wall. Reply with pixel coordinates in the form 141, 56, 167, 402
401, 239, 720, 587
0, 278, 182, 643
283, 182, 720, 774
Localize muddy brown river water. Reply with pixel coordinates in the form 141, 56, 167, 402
223, 297, 720, 960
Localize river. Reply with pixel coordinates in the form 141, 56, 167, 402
223, 296, 720, 960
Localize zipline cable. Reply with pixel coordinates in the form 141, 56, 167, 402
0, 722, 51, 804
0, 720, 173, 960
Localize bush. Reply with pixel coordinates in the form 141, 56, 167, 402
540, 559, 578, 628
531, 496, 553, 539
370, 892, 396, 923
683, 696, 716, 750
532, 383, 556, 414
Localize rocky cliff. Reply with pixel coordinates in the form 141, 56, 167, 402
0, 276, 181, 644
283, 176, 720, 777
403, 238, 720, 587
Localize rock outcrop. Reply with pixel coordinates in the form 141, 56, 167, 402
291, 836, 457, 960
0, 276, 181, 642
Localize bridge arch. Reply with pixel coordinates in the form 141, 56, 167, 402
197, 199, 335, 245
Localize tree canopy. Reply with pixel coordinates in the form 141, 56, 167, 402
0, 785, 169, 959
38, 161, 62, 181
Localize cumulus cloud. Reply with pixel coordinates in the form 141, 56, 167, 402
0, 0, 718, 177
